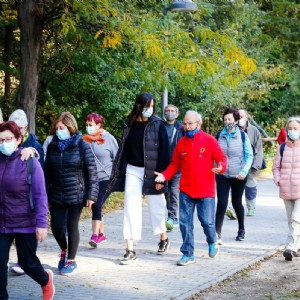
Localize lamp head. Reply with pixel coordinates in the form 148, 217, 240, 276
168, 0, 198, 12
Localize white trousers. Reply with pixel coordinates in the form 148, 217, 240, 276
123, 164, 167, 240
284, 199, 300, 251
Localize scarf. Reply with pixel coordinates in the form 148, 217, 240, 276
83, 128, 105, 144
57, 134, 77, 152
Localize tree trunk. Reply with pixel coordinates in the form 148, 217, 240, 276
3, 26, 14, 105
18, 0, 44, 133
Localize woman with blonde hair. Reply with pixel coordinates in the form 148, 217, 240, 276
273, 116, 300, 261
45, 112, 98, 275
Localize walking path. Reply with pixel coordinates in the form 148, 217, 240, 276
8, 176, 287, 300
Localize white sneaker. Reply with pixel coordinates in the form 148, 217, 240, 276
11, 263, 25, 275
217, 238, 223, 245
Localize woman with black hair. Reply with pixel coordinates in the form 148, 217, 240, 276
109, 92, 170, 265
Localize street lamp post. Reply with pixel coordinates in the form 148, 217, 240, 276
161, 0, 198, 115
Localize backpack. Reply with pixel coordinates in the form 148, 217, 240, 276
26, 157, 34, 210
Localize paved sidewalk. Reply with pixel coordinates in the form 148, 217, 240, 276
7, 177, 287, 300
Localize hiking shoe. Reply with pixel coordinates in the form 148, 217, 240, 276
283, 249, 293, 261
177, 255, 195, 266
120, 249, 137, 265
247, 209, 255, 216
89, 234, 98, 248
157, 238, 170, 255
58, 250, 68, 270
59, 261, 77, 276
97, 233, 107, 244
165, 218, 174, 231
173, 220, 179, 228
42, 269, 55, 300
226, 207, 237, 220
11, 263, 25, 275
208, 242, 219, 258
236, 229, 245, 241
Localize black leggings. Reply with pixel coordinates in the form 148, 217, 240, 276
215, 175, 247, 237
50, 203, 83, 259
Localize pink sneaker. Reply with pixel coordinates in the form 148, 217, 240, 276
97, 233, 107, 244
89, 234, 98, 248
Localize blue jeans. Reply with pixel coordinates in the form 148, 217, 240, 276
179, 192, 217, 256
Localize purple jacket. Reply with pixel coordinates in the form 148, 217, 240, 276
0, 148, 48, 233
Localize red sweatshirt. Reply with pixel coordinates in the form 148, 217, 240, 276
162, 130, 227, 198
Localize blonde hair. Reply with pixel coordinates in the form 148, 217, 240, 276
285, 116, 300, 130
53, 112, 78, 135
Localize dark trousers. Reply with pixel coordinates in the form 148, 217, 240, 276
50, 203, 83, 260
0, 233, 49, 300
92, 180, 109, 221
165, 172, 181, 222
215, 175, 247, 237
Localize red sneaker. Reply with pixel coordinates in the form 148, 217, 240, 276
42, 269, 55, 300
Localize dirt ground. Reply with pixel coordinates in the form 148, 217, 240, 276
187, 251, 300, 300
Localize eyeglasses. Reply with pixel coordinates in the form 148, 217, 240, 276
0, 137, 15, 144
182, 121, 198, 127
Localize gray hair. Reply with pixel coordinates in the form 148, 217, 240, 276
285, 116, 300, 130
164, 104, 179, 114
9, 109, 28, 127
185, 110, 202, 124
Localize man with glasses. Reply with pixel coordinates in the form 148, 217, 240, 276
155, 110, 227, 266
163, 104, 184, 231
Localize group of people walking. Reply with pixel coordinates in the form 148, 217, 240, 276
0, 92, 299, 300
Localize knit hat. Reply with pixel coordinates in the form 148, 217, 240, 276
9, 109, 28, 127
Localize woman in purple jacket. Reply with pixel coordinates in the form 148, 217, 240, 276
0, 121, 54, 300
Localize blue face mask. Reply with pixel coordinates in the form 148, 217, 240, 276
56, 129, 71, 141
0, 141, 17, 156
185, 128, 199, 138
288, 130, 300, 141
142, 107, 153, 118
86, 126, 96, 135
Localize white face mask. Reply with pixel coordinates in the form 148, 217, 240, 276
142, 107, 153, 118
86, 126, 96, 135
0, 140, 17, 156
238, 118, 247, 127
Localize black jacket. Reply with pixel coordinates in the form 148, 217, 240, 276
45, 132, 99, 206
109, 115, 170, 195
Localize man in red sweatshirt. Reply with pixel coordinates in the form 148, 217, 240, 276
155, 110, 227, 266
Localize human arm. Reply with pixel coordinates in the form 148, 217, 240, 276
239, 134, 254, 179
211, 137, 227, 174
272, 146, 281, 186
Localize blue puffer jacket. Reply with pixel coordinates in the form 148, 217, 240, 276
44, 132, 99, 206
109, 115, 170, 195
23, 133, 45, 168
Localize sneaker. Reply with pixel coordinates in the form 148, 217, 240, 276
226, 207, 237, 220
58, 250, 68, 270
247, 209, 255, 216
59, 261, 77, 276
165, 218, 174, 231
294, 249, 300, 257
177, 254, 195, 266
157, 238, 170, 255
173, 220, 179, 228
89, 234, 98, 248
42, 269, 55, 300
120, 249, 137, 265
283, 249, 293, 261
236, 229, 245, 241
217, 238, 223, 246
97, 233, 107, 244
11, 263, 25, 275
208, 242, 219, 258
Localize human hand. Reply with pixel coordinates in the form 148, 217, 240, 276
20, 148, 34, 161
155, 183, 164, 190
86, 199, 95, 209
36, 228, 47, 242
154, 171, 166, 183
236, 173, 245, 180
211, 162, 222, 174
